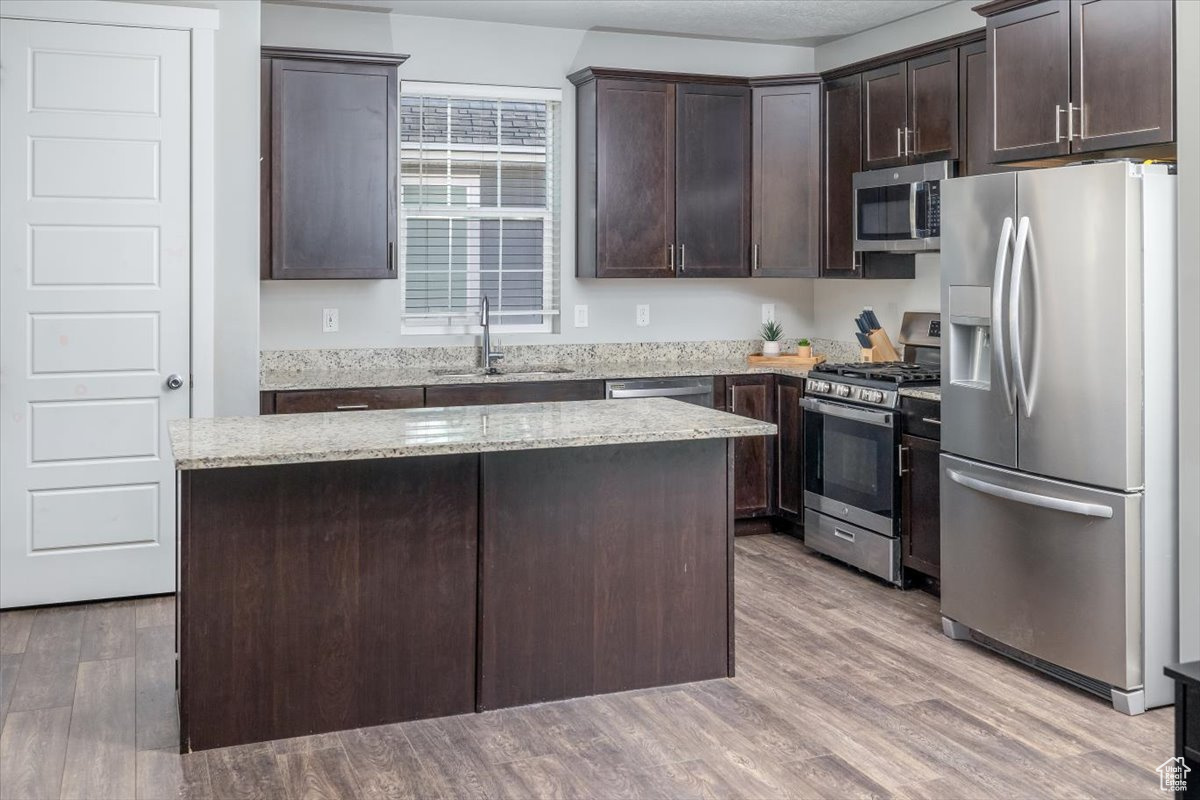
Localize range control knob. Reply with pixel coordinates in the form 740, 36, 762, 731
834, 384, 851, 398
863, 389, 883, 404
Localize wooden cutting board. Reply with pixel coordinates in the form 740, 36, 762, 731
746, 354, 826, 367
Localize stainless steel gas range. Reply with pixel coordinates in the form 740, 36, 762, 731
802, 320, 939, 585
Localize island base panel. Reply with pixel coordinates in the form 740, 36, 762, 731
478, 439, 732, 710
179, 456, 478, 752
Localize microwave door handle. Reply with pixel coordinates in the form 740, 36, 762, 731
1009, 216, 1033, 417
946, 469, 1114, 519
992, 216, 1015, 415
909, 183, 920, 239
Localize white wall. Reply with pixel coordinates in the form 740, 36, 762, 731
259, 3, 820, 349
1176, 0, 1199, 662
815, 0, 983, 71
806, 0, 984, 341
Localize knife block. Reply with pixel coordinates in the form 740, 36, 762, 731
867, 329, 901, 361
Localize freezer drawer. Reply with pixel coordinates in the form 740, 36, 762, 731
804, 509, 900, 585
940, 454, 1142, 691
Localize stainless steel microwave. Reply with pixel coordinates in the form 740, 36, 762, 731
852, 161, 953, 252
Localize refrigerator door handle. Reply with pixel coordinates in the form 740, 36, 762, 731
992, 216, 1015, 415
1009, 216, 1033, 418
946, 469, 1115, 519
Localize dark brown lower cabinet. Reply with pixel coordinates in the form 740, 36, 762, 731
774, 376, 805, 523
425, 380, 605, 407
179, 456, 479, 751
271, 386, 424, 414
900, 433, 941, 580
722, 375, 775, 521
477, 440, 732, 710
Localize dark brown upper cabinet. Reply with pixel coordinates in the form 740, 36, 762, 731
981, 0, 1173, 162
1070, 0, 1174, 151
862, 62, 909, 169
675, 83, 750, 278
908, 49, 960, 162
959, 39, 998, 176
572, 68, 750, 279
749, 81, 821, 278
578, 77, 677, 278
822, 74, 863, 277
261, 48, 406, 280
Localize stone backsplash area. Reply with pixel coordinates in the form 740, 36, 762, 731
261, 338, 862, 375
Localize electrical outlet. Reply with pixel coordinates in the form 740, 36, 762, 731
574, 305, 589, 328
761, 304, 776, 324
636, 304, 650, 327
322, 308, 338, 333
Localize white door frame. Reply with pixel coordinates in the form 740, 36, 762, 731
1, 0, 218, 417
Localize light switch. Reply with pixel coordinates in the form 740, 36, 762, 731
574, 305, 589, 327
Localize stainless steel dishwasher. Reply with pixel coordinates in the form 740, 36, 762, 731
604, 377, 715, 407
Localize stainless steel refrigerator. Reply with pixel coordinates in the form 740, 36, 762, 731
939, 161, 1178, 715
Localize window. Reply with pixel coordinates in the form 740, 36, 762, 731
399, 82, 562, 334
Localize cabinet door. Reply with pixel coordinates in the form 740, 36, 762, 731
901, 434, 940, 579
1070, 0, 1174, 152
594, 79, 676, 278
751, 84, 820, 277
726, 375, 775, 518
988, 0, 1071, 162
908, 49, 959, 163
675, 83, 750, 278
425, 380, 605, 407
822, 75, 863, 277
270, 58, 397, 279
958, 40, 998, 177
774, 377, 804, 522
862, 62, 909, 169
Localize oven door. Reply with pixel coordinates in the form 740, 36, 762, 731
802, 397, 897, 535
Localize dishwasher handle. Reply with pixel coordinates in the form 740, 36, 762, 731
608, 386, 712, 400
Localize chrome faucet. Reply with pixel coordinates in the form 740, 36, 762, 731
480, 295, 503, 374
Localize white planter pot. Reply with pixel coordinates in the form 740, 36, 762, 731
762, 340, 781, 356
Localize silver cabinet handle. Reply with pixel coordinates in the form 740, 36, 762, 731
1068, 102, 1080, 140
679, 243, 686, 271
920, 417, 942, 425
165, 373, 185, 390
1055, 104, 1065, 142
752, 243, 759, 271
897, 445, 909, 476
668, 243, 675, 270
992, 216, 1015, 415
335, 404, 370, 410
946, 468, 1114, 519
897, 127, 903, 157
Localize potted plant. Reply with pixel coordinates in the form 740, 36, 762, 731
760, 320, 784, 356
796, 338, 812, 359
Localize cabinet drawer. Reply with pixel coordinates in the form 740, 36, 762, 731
804, 509, 899, 585
425, 380, 605, 407
272, 387, 424, 414
901, 396, 941, 440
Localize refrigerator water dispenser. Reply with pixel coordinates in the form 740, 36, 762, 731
948, 285, 993, 388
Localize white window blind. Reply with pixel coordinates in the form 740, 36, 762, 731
399, 82, 561, 333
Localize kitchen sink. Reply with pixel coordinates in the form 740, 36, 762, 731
430, 366, 575, 378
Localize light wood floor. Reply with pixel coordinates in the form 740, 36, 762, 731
0, 534, 1172, 799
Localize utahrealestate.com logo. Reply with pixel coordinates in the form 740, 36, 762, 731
1157, 757, 1191, 792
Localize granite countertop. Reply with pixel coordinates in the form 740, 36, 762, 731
169, 397, 778, 470
898, 386, 941, 402
260, 360, 813, 392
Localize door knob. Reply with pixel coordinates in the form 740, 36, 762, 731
166, 374, 185, 390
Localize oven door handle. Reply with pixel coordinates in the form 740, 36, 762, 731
800, 397, 893, 428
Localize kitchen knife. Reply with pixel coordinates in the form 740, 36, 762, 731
855, 331, 872, 348
864, 309, 881, 330
854, 316, 871, 335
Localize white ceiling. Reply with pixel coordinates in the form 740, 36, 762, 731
272, 0, 957, 46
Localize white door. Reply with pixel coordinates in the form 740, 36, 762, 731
0, 19, 191, 607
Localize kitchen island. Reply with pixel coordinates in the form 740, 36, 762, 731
169, 398, 775, 751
